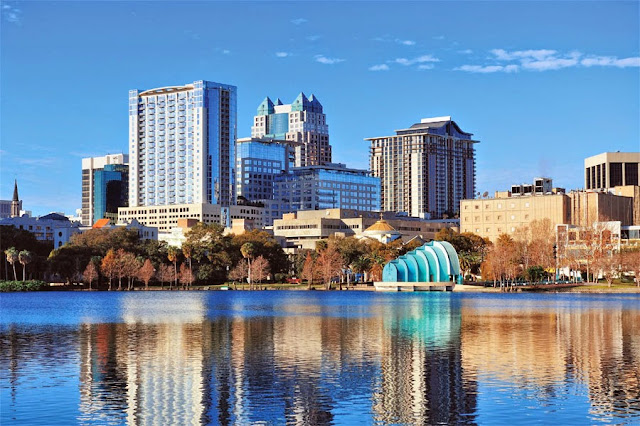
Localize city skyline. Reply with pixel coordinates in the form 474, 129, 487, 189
1, 1, 639, 216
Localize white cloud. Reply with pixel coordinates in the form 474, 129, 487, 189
392, 54, 440, 66
491, 49, 557, 61
314, 55, 345, 65
396, 39, 416, 46
581, 56, 640, 68
460, 48, 639, 73
369, 64, 390, 71
458, 49, 473, 54
417, 64, 435, 70
455, 64, 519, 73
2, 3, 22, 24
275, 52, 290, 58
291, 18, 307, 25
522, 56, 579, 71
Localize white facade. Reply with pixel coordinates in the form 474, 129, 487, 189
129, 80, 237, 208
81, 153, 128, 225
0, 213, 82, 248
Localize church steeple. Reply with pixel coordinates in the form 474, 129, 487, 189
12, 180, 19, 202
11, 179, 21, 217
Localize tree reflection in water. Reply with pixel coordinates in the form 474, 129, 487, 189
0, 292, 638, 425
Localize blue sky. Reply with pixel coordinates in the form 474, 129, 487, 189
1, 1, 638, 216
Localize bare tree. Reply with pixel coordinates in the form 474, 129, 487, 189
179, 263, 195, 289
83, 262, 98, 290
251, 255, 270, 285
156, 264, 174, 289
137, 259, 155, 290
119, 252, 139, 290
316, 246, 343, 290
621, 249, 640, 287
596, 251, 621, 288
228, 261, 248, 287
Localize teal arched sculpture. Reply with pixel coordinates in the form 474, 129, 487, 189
382, 241, 461, 284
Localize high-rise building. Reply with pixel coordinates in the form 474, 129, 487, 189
235, 137, 297, 203
366, 116, 478, 219
584, 152, 640, 190
251, 93, 330, 167
81, 154, 128, 226
129, 80, 237, 208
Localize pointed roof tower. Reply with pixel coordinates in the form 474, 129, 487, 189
12, 179, 19, 202
257, 97, 275, 115
291, 92, 309, 112
11, 179, 21, 218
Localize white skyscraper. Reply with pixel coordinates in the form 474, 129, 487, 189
128, 80, 237, 208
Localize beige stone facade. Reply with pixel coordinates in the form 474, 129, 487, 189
568, 191, 633, 227
611, 185, 640, 225
461, 190, 633, 242
118, 203, 264, 232
584, 152, 640, 190
460, 193, 570, 241
272, 208, 459, 250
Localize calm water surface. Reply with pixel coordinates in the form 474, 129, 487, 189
1, 291, 639, 425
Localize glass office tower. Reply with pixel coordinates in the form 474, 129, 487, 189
236, 137, 296, 203
81, 154, 128, 225
129, 80, 237, 207
93, 164, 129, 223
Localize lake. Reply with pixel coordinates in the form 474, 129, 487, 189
1, 291, 639, 425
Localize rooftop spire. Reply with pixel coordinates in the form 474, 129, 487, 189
12, 179, 19, 202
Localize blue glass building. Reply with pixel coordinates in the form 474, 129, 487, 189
93, 164, 129, 223
267, 163, 381, 225
236, 137, 296, 204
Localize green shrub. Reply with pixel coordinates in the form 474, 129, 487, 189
0, 280, 49, 292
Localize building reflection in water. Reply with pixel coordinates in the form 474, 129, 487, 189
2, 293, 638, 424
78, 293, 208, 425
460, 298, 640, 421
371, 295, 478, 425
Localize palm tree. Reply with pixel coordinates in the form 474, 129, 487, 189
182, 244, 193, 289
167, 247, 179, 290
240, 242, 255, 289
5, 247, 18, 281
18, 250, 32, 281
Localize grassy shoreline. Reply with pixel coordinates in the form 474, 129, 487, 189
2, 281, 638, 294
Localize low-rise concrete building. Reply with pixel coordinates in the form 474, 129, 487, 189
460, 192, 571, 241
118, 203, 264, 232
461, 189, 633, 242
272, 208, 459, 250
